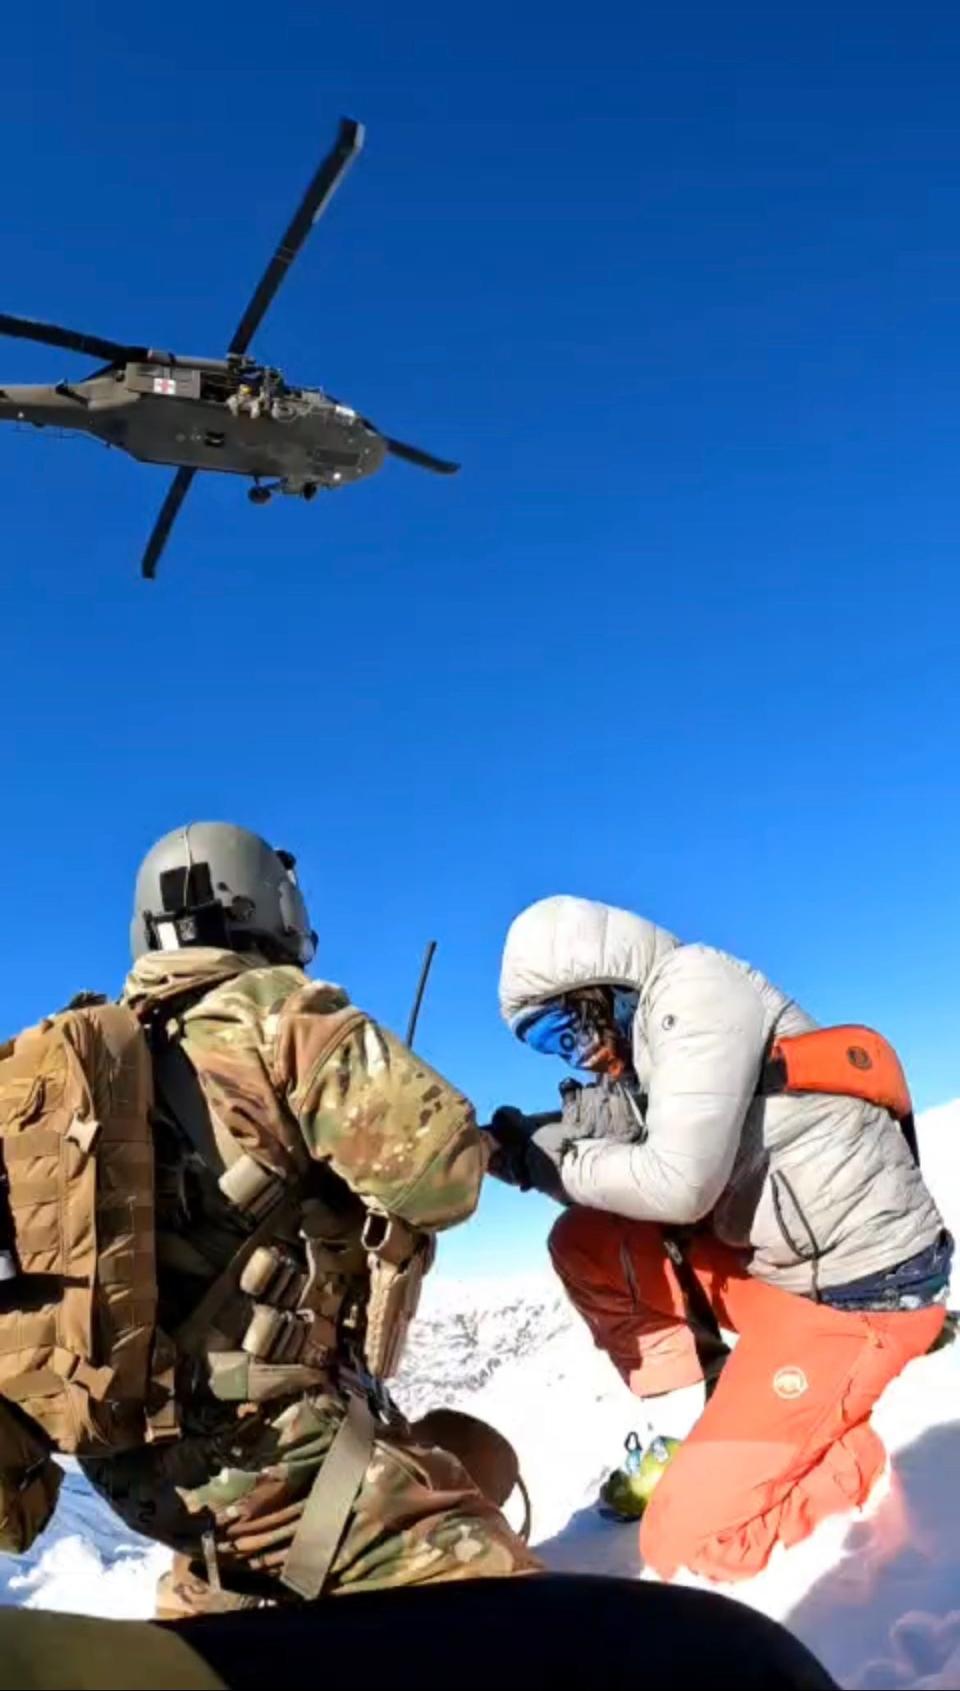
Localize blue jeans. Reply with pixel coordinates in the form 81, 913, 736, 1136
823, 1231, 954, 1312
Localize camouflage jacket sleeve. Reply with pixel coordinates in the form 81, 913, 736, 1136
181, 969, 488, 1232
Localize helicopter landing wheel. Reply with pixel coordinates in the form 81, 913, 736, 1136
248, 484, 272, 506
301, 482, 318, 502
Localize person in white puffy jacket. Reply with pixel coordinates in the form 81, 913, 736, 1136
492, 895, 951, 1583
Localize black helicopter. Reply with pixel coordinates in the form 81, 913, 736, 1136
0, 118, 458, 578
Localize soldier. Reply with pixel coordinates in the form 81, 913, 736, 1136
0, 823, 538, 1615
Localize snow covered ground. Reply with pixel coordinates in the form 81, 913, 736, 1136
1, 1102, 958, 1689
395, 1227, 960, 1689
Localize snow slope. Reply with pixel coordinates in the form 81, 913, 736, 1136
1, 1103, 958, 1689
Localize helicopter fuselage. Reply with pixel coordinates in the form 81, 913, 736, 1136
0, 361, 386, 491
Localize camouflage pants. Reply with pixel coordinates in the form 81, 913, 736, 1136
82, 1393, 539, 1616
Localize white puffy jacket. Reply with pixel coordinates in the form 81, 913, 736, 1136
499, 896, 944, 1295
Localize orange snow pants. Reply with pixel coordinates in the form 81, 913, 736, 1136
549, 1208, 945, 1583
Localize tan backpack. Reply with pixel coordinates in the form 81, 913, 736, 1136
0, 1001, 161, 1454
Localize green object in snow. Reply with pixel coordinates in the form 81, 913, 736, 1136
599, 1430, 682, 1521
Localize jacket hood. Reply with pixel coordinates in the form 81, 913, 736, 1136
499, 896, 679, 1031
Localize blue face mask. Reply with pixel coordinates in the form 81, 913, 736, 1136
517, 988, 638, 1075
519, 1003, 588, 1065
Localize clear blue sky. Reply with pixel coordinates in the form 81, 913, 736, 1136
2, 2, 959, 1275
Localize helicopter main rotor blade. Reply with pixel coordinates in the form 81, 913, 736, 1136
0, 312, 145, 365
141, 467, 197, 580
227, 117, 365, 360
383, 435, 460, 475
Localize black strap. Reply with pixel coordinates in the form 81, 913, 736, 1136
152, 1035, 228, 1175
663, 1231, 728, 1401
900, 1112, 920, 1165
758, 1051, 788, 1097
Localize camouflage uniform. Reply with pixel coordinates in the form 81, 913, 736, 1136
78, 949, 538, 1613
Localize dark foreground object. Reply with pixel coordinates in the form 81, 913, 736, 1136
0, 1574, 836, 1690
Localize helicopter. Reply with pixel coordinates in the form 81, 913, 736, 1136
0, 118, 458, 579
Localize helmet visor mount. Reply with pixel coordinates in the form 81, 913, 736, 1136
145, 860, 232, 952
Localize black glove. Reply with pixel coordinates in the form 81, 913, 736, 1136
485, 1080, 647, 1201
485, 1108, 573, 1203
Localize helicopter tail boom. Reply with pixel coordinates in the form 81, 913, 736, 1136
0, 382, 103, 428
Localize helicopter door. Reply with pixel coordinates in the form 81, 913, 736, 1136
125, 363, 202, 400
